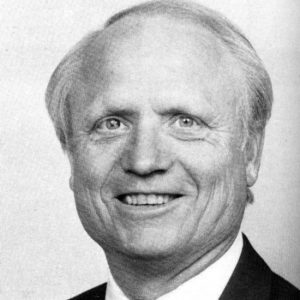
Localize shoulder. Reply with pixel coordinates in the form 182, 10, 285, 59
220, 234, 300, 300
244, 234, 300, 299
68, 283, 107, 300
270, 272, 300, 299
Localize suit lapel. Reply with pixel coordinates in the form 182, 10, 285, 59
219, 234, 271, 300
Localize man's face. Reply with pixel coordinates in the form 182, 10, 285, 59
68, 16, 249, 260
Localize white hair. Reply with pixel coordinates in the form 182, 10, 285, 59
46, 0, 273, 162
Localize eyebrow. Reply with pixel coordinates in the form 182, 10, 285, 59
156, 106, 213, 117
98, 107, 137, 117
83, 105, 137, 124
155, 101, 218, 122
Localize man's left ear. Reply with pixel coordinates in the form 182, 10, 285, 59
244, 131, 265, 187
69, 175, 74, 191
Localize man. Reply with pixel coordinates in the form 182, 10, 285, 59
45, 1, 300, 299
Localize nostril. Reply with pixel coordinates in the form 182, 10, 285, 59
125, 167, 168, 177
129, 160, 161, 176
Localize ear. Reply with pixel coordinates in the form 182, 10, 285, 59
69, 175, 74, 191
67, 151, 74, 191
244, 131, 265, 187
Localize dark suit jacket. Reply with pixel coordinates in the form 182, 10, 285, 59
69, 235, 300, 299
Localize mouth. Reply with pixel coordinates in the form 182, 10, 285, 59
116, 193, 182, 206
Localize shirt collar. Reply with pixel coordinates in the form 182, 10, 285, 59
105, 232, 243, 300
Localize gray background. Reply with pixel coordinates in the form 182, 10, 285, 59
1, 0, 300, 299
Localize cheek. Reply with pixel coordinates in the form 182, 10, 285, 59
71, 140, 122, 191
185, 144, 247, 235
177, 139, 246, 201
70, 148, 119, 245
178, 143, 230, 182
197, 149, 247, 225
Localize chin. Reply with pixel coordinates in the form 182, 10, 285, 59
112, 226, 190, 260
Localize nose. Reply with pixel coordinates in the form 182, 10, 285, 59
120, 124, 173, 176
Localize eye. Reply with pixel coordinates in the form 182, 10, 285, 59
173, 115, 201, 128
169, 114, 209, 140
177, 116, 195, 127
93, 117, 127, 132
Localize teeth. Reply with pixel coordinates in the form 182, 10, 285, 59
132, 196, 137, 205
139, 194, 146, 205
121, 194, 177, 205
148, 194, 156, 204
163, 195, 169, 203
157, 195, 163, 204
125, 195, 132, 205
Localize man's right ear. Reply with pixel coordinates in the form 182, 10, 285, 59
67, 152, 74, 191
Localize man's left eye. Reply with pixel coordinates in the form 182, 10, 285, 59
173, 115, 201, 128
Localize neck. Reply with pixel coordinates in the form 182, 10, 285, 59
105, 232, 239, 300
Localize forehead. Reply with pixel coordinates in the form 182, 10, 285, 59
71, 15, 244, 116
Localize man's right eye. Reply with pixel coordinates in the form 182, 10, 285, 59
93, 117, 128, 132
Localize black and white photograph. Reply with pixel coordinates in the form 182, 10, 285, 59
1, 1, 300, 299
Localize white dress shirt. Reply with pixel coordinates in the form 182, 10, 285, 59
105, 232, 243, 300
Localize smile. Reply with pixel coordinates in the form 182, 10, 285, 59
117, 194, 182, 206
